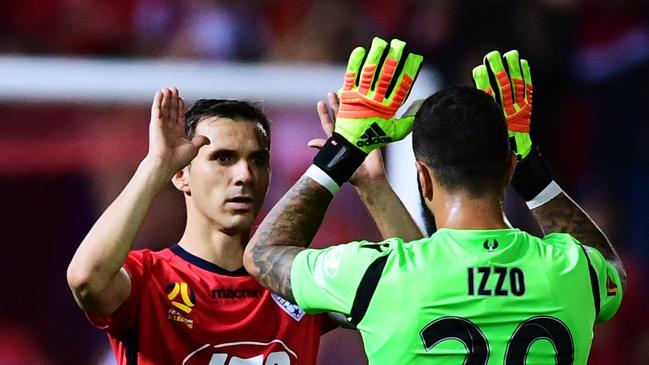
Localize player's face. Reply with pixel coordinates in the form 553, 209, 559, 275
186, 117, 270, 232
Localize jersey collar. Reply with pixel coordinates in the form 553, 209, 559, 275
170, 245, 249, 276
433, 228, 524, 253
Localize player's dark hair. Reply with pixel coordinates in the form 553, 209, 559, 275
412, 86, 510, 195
185, 99, 271, 148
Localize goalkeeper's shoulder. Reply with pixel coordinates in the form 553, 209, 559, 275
304, 237, 408, 258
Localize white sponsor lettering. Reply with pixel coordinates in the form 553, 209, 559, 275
183, 340, 296, 365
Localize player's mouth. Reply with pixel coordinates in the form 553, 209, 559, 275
225, 196, 255, 211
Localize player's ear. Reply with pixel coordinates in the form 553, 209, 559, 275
416, 161, 433, 201
504, 151, 517, 186
172, 166, 191, 195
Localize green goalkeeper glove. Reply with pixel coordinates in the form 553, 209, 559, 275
335, 37, 423, 154
472, 50, 533, 160
309, 37, 423, 194
473, 50, 557, 202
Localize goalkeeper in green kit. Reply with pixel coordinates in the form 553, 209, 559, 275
244, 37, 627, 364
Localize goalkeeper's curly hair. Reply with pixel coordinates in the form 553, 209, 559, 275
413, 86, 511, 196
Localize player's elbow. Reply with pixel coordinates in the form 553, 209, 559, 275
66, 256, 108, 305
67, 264, 131, 317
66, 261, 94, 301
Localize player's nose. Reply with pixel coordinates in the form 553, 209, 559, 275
232, 160, 254, 186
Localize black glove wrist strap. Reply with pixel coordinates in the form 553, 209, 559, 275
511, 146, 554, 201
313, 133, 367, 186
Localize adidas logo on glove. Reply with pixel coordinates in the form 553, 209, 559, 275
357, 122, 392, 148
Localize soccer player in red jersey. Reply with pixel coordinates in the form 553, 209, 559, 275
67, 87, 421, 365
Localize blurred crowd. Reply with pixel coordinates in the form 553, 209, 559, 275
1, 0, 649, 364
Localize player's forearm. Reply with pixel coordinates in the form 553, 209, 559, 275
355, 177, 423, 241
244, 176, 332, 302
530, 192, 627, 288
67, 156, 173, 299
510, 147, 626, 288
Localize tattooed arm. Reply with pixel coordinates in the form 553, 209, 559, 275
531, 192, 627, 289
243, 177, 332, 303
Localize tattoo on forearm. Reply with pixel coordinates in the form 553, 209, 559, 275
531, 193, 616, 262
251, 246, 303, 303
531, 192, 626, 288
250, 177, 332, 302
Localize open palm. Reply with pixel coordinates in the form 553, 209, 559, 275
147, 88, 209, 174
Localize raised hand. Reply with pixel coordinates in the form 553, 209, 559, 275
147, 87, 209, 174
473, 50, 533, 160
334, 37, 423, 154
310, 92, 387, 187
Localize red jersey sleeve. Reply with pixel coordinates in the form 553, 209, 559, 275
86, 249, 152, 335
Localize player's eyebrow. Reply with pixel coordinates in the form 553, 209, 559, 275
207, 148, 269, 159
207, 148, 238, 158
250, 149, 270, 159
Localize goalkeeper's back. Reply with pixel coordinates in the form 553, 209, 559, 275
272, 86, 626, 365
354, 228, 623, 364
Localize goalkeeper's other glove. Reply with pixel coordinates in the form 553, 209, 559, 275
309, 37, 423, 194
473, 50, 557, 205
473, 50, 533, 160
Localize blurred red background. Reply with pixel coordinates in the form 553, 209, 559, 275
1, 0, 648, 364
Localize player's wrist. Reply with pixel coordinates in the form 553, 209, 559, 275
304, 165, 340, 195
140, 155, 179, 182
352, 174, 389, 194
511, 146, 557, 204
525, 181, 563, 209
308, 133, 367, 195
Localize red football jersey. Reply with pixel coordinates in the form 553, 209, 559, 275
88, 245, 330, 365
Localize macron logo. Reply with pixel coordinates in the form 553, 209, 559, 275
357, 123, 392, 148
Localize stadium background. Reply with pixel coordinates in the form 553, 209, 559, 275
1, 0, 648, 364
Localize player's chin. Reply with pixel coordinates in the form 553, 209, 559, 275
224, 211, 256, 231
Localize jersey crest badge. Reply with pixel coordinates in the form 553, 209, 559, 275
483, 239, 499, 251
166, 282, 196, 328
271, 293, 305, 321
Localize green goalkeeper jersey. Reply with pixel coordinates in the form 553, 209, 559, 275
291, 228, 623, 365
